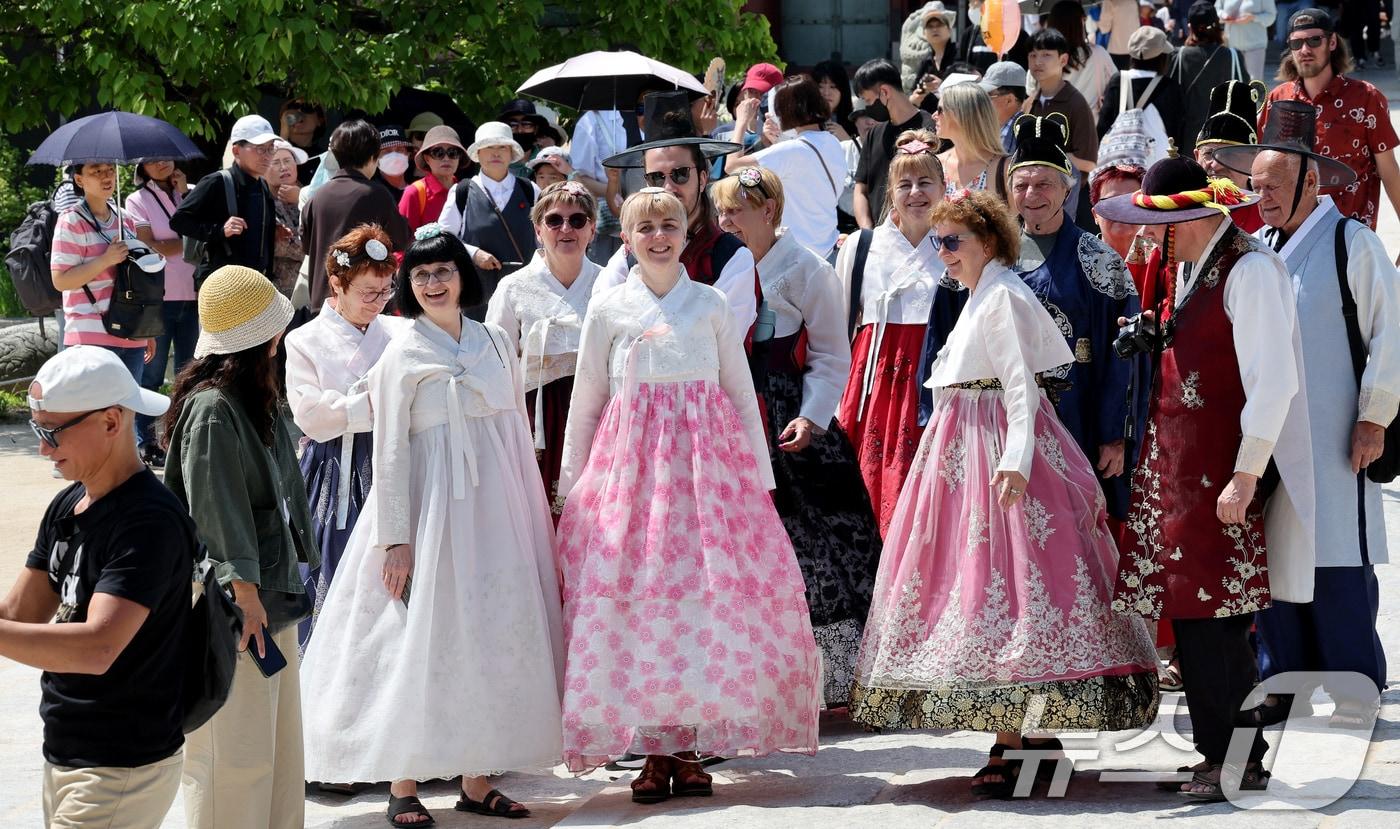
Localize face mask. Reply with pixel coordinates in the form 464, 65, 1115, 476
515, 131, 537, 151
863, 98, 890, 123
379, 152, 409, 177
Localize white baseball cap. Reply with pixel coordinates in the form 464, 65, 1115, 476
229, 114, 279, 146
27, 346, 169, 417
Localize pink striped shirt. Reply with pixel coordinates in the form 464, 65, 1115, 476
51, 204, 146, 349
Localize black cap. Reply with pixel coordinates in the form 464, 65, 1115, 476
498, 98, 548, 129
1288, 8, 1335, 34
1188, 0, 1219, 27
378, 124, 409, 147
1196, 81, 1262, 147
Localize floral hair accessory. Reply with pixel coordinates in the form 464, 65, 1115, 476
414, 222, 445, 241
897, 140, 934, 156
948, 187, 973, 203
560, 181, 590, 198
330, 238, 390, 270
736, 167, 772, 200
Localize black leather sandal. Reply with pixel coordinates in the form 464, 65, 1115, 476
386, 794, 435, 827
970, 743, 1022, 799
455, 788, 530, 819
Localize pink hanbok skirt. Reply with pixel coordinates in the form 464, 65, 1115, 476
850, 386, 1159, 733
557, 379, 821, 771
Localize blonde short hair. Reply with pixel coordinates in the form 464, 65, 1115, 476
530, 181, 597, 226
885, 129, 946, 218
710, 168, 785, 226
620, 188, 687, 235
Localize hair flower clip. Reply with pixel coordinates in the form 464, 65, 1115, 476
332, 249, 351, 268
364, 239, 389, 261
415, 222, 445, 241
948, 187, 973, 203
737, 168, 764, 187
897, 139, 934, 156
561, 181, 590, 197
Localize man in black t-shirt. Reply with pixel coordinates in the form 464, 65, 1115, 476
0, 346, 194, 828
852, 59, 937, 228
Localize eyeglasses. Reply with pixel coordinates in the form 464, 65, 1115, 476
408, 266, 458, 286
240, 142, 276, 157
30, 408, 109, 449
929, 233, 972, 252
1287, 35, 1326, 51
355, 287, 396, 303
543, 212, 591, 230
642, 167, 694, 187
425, 147, 462, 161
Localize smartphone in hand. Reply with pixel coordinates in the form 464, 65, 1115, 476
248, 630, 288, 677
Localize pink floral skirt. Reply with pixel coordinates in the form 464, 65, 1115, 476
850, 387, 1159, 733
557, 380, 821, 771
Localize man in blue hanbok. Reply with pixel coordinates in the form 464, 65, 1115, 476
917, 114, 1145, 520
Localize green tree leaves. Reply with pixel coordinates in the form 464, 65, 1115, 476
0, 0, 778, 138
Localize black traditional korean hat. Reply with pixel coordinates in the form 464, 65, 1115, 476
1196, 80, 1267, 148
602, 91, 740, 169
1213, 99, 1358, 189
1093, 155, 1260, 225
1008, 113, 1071, 176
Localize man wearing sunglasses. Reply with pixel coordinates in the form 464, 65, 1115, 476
598, 92, 759, 333
1260, 8, 1400, 233
3, 346, 198, 827
171, 114, 280, 286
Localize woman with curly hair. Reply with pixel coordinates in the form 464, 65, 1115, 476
284, 223, 409, 647
848, 190, 1159, 799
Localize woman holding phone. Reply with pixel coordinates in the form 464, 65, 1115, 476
300, 225, 563, 827
163, 265, 316, 828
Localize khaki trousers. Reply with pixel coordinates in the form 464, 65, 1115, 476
43, 751, 183, 828
181, 624, 304, 829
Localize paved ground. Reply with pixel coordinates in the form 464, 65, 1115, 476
6, 46, 1400, 829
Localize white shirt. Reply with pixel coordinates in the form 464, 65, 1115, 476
926, 261, 1075, 480
558, 269, 774, 497
486, 252, 604, 392
755, 232, 851, 429
569, 110, 629, 181
834, 220, 940, 327
437, 173, 542, 261
752, 130, 845, 258
1176, 218, 1302, 476
597, 236, 758, 331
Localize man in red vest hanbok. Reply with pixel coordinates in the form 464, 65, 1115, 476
1096, 156, 1314, 801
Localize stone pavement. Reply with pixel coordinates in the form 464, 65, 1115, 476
6, 56, 1400, 829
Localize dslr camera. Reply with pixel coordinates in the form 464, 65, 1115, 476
1114, 312, 1160, 359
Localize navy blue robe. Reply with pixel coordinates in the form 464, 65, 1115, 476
915, 221, 1147, 519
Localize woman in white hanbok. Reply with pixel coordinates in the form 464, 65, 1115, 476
300, 225, 564, 826
486, 181, 603, 517
283, 224, 408, 650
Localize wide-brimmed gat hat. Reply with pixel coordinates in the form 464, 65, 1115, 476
467, 122, 526, 163
1093, 156, 1261, 225
1196, 80, 1266, 148
414, 125, 467, 168
603, 91, 740, 169
1213, 100, 1358, 189
195, 265, 294, 358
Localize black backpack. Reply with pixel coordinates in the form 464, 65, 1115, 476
4, 188, 65, 317
182, 551, 244, 733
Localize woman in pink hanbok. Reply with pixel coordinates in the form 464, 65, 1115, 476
556, 188, 821, 803
848, 191, 1159, 798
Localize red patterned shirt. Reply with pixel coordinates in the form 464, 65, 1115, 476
1261, 75, 1398, 229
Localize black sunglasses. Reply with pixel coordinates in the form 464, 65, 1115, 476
1287, 34, 1327, 51
643, 167, 694, 187
30, 408, 109, 449
425, 146, 462, 160
543, 212, 591, 230
929, 233, 971, 252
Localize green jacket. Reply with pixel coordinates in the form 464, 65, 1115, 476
165, 388, 318, 593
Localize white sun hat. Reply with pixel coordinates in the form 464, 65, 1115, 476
467, 121, 526, 163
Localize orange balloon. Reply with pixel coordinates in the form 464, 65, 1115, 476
981, 0, 1023, 57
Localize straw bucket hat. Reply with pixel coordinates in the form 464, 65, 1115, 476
195, 265, 294, 358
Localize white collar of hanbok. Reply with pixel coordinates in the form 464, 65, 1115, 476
318, 300, 396, 377
1277, 196, 1337, 262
